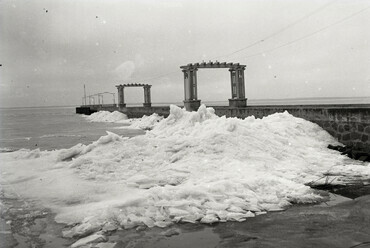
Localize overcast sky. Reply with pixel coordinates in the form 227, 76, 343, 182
1, 0, 369, 107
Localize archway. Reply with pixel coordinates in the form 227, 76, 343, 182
180, 61, 247, 111
116, 83, 152, 108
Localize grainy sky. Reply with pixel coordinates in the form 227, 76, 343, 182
1, 0, 369, 107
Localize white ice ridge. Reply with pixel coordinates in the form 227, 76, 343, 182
118, 113, 164, 130
84, 110, 163, 130
85, 111, 128, 122
1, 105, 370, 236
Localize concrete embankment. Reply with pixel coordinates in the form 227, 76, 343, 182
76, 104, 370, 153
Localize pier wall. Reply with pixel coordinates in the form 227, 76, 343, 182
76, 105, 118, 115
212, 105, 370, 153
122, 106, 171, 118
77, 104, 370, 152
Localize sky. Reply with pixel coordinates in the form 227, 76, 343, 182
0, 0, 370, 107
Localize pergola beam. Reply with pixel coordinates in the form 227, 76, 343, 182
180, 61, 246, 70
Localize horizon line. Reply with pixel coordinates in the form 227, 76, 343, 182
1, 96, 370, 109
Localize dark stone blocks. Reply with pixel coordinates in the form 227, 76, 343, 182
365, 126, 370, 134
351, 132, 362, 140
184, 100, 201, 111
358, 124, 364, 132
338, 125, 344, 133
342, 133, 351, 141
344, 124, 350, 131
228, 98, 248, 108
331, 122, 338, 131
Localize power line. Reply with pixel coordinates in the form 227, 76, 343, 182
233, 5, 370, 60
115, 69, 177, 84
211, 0, 335, 60
131, 3, 368, 83
132, 0, 334, 81
141, 71, 178, 81
139, 1, 335, 82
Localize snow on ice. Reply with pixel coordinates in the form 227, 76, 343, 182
118, 113, 163, 130
1, 105, 370, 239
85, 110, 163, 130
85, 111, 128, 123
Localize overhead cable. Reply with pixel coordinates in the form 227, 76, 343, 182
233, 5, 370, 60
211, 0, 335, 60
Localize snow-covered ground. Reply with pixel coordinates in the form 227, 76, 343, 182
1, 105, 369, 242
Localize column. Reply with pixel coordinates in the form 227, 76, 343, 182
183, 68, 201, 111
237, 68, 246, 99
229, 69, 237, 99
116, 85, 126, 108
228, 66, 247, 108
147, 86, 151, 104
183, 69, 191, 100
192, 69, 198, 100
143, 85, 152, 107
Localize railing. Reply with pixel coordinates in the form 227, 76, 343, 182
84, 104, 117, 108
81, 92, 116, 106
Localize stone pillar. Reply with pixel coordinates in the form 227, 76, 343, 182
183, 68, 201, 111
183, 69, 191, 100
116, 85, 126, 108
228, 67, 247, 108
143, 85, 152, 108
230, 69, 237, 99
237, 68, 246, 99
192, 69, 198, 100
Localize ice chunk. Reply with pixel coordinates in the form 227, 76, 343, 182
95, 243, 117, 248
70, 232, 107, 248
127, 113, 164, 130
201, 214, 219, 224
62, 218, 102, 238
161, 228, 181, 237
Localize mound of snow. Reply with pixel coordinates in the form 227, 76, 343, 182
1, 105, 370, 239
86, 111, 162, 130
118, 113, 164, 130
85, 111, 128, 123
